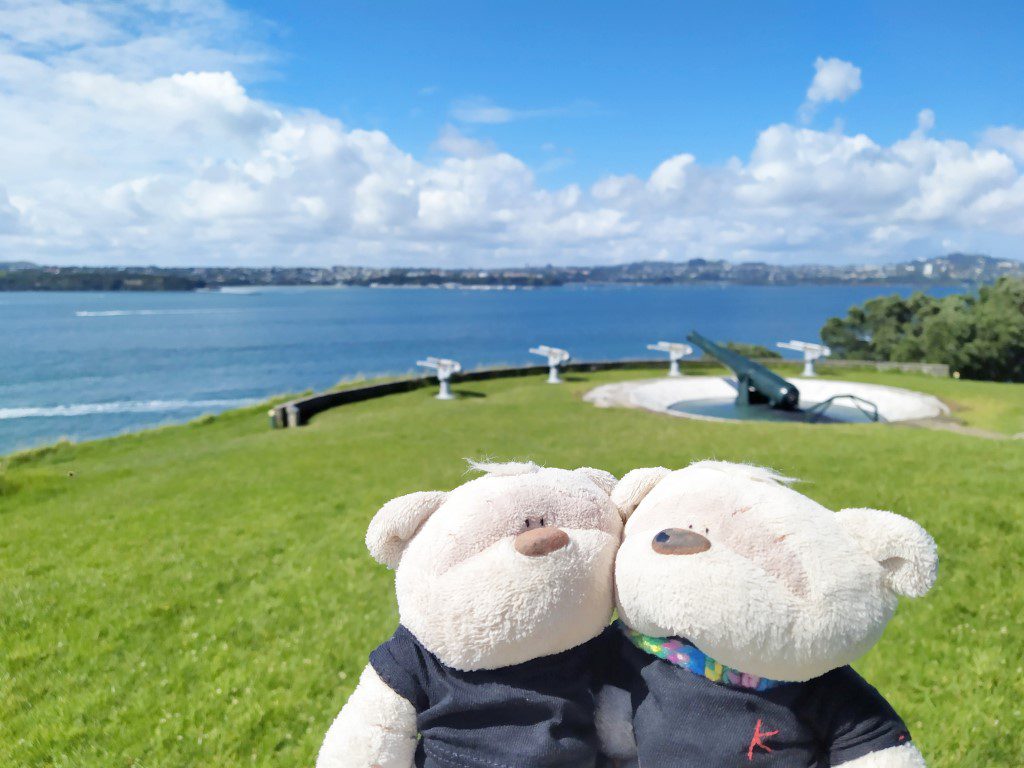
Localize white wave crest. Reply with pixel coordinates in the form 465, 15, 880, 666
0, 399, 257, 419
75, 309, 229, 317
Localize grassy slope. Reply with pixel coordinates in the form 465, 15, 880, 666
1, 369, 1022, 767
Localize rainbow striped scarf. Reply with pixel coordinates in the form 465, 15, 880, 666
618, 620, 785, 692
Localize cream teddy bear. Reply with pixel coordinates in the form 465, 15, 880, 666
597, 461, 938, 768
316, 461, 623, 768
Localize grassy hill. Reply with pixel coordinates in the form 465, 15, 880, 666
1, 368, 1022, 766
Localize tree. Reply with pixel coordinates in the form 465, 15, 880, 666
724, 341, 782, 359
820, 278, 1024, 381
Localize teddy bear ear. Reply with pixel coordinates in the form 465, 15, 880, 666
365, 491, 449, 569
573, 467, 617, 495
611, 467, 672, 520
835, 508, 938, 598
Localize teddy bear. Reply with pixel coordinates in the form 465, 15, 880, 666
596, 460, 938, 768
316, 461, 624, 768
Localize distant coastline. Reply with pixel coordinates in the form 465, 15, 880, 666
1, 252, 1020, 292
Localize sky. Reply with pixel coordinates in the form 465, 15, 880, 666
1, 0, 1023, 267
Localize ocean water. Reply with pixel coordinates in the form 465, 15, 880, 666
0, 284, 957, 454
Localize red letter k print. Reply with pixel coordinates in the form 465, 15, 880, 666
747, 719, 779, 761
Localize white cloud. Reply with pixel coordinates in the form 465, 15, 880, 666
983, 126, 1024, 162
450, 98, 563, 125
450, 100, 519, 124
0, 0, 116, 47
916, 108, 936, 134
648, 154, 696, 195
800, 57, 862, 122
807, 57, 862, 103
433, 124, 495, 158
0, 9, 1022, 267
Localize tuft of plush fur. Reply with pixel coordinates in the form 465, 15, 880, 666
574, 466, 618, 495
595, 685, 636, 760
612, 466, 671, 519
465, 459, 541, 476
687, 459, 798, 486
316, 665, 417, 768
613, 460, 939, 681
366, 491, 449, 569
836, 508, 938, 598
840, 744, 928, 768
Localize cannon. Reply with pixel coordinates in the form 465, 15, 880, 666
777, 339, 831, 377
529, 345, 571, 384
687, 331, 800, 410
417, 356, 462, 400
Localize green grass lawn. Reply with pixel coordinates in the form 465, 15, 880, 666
2, 369, 1022, 767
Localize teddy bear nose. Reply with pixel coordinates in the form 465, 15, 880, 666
515, 527, 570, 556
652, 528, 711, 555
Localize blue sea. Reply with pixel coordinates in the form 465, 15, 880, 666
1, 284, 958, 454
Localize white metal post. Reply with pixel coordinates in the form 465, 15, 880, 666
647, 342, 692, 378
776, 340, 831, 378
437, 376, 454, 400
802, 355, 816, 378
530, 346, 570, 385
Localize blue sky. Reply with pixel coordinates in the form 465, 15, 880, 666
240, 1, 1024, 186
1, 1, 1023, 266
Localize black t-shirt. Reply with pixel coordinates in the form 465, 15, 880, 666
369, 625, 601, 768
603, 626, 912, 766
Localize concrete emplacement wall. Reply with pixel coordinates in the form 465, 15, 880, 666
584, 376, 949, 423
269, 358, 949, 428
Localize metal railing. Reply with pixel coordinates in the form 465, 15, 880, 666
803, 394, 881, 423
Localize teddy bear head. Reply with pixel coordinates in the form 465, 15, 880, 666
366, 462, 623, 671
612, 461, 938, 682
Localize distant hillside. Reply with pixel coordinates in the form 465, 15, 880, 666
572, 253, 1023, 285
1, 253, 1020, 290
0, 267, 201, 291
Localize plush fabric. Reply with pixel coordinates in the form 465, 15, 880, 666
598, 626, 913, 768
369, 624, 602, 768
602, 460, 938, 767
317, 665, 418, 768
612, 460, 938, 681
391, 464, 622, 670
594, 685, 635, 760
840, 744, 928, 768
602, 626, 914, 767
317, 462, 623, 768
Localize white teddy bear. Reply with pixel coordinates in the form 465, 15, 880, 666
316, 461, 623, 768
598, 460, 938, 768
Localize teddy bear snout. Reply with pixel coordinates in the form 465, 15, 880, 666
652, 528, 712, 555
514, 526, 570, 556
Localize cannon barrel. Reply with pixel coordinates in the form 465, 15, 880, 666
687, 331, 800, 409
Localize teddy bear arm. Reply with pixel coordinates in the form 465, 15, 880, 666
836, 743, 927, 768
316, 664, 418, 768
595, 685, 637, 760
